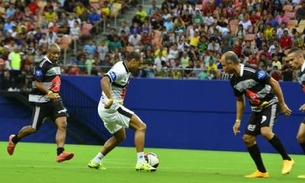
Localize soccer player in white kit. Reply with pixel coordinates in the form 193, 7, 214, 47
88, 51, 156, 172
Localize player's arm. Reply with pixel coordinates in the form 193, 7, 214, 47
33, 65, 58, 100
236, 95, 245, 122
267, 77, 292, 116
233, 95, 244, 135
267, 77, 286, 106
101, 76, 112, 99
101, 70, 119, 109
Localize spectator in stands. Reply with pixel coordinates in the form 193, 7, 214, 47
279, 30, 292, 50
7, 47, 22, 91
136, 5, 147, 23
88, 8, 102, 34
74, 2, 87, 21
85, 54, 95, 75
109, 35, 122, 52
128, 31, 142, 50
119, 21, 130, 36
83, 40, 96, 56
46, 26, 59, 45
148, 0, 160, 16
97, 41, 109, 62
100, 54, 113, 73
296, 1, 305, 22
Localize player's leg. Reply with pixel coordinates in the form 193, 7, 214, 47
7, 105, 45, 155
53, 102, 74, 162
88, 103, 127, 170
128, 113, 156, 171
260, 104, 294, 175
296, 121, 305, 178
244, 113, 268, 178
88, 127, 126, 170
296, 120, 305, 153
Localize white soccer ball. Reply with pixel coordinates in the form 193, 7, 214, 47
144, 152, 159, 168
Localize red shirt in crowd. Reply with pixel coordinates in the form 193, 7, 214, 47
279, 35, 292, 49
28, 2, 39, 15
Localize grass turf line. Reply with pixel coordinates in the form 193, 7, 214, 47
0, 142, 304, 183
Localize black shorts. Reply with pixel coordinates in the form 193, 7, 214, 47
244, 103, 280, 136
31, 101, 68, 130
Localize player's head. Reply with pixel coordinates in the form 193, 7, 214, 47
47, 43, 61, 62
286, 48, 304, 70
220, 51, 240, 74
125, 51, 142, 73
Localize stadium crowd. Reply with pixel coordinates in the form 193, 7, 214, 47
0, 0, 304, 91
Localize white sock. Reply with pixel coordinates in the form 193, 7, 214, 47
92, 152, 104, 164
137, 152, 145, 164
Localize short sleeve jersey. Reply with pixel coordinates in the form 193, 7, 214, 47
103, 61, 130, 101
29, 56, 61, 103
230, 64, 278, 111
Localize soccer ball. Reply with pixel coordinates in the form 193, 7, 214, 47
144, 152, 159, 168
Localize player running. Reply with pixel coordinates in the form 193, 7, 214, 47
88, 51, 156, 172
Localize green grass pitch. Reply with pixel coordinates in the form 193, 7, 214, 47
0, 142, 304, 183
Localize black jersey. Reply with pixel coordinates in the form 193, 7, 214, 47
29, 56, 61, 103
230, 64, 278, 112
297, 63, 305, 93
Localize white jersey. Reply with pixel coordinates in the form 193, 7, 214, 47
102, 61, 130, 103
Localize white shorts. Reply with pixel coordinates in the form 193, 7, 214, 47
97, 100, 134, 134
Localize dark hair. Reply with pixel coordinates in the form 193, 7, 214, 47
126, 51, 141, 61
287, 47, 303, 56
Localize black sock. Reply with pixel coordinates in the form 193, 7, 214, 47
57, 147, 64, 156
247, 144, 267, 173
299, 143, 305, 154
269, 135, 291, 160
12, 135, 20, 144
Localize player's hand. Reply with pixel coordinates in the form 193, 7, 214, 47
46, 91, 60, 102
104, 98, 113, 109
279, 103, 292, 116
233, 121, 241, 135
299, 103, 305, 112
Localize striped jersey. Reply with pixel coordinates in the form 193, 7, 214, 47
102, 61, 130, 103
230, 64, 278, 112
29, 56, 61, 103
297, 62, 305, 93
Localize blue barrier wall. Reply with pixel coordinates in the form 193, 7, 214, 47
0, 77, 304, 154
61, 76, 304, 154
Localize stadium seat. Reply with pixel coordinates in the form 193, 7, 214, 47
287, 19, 298, 30
110, 3, 122, 18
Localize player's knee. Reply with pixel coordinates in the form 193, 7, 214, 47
242, 134, 255, 146
28, 127, 37, 134
57, 121, 68, 130
297, 133, 305, 143
260, 127, 273, 139
116, 134, 126, 142
138, 122, 147, 132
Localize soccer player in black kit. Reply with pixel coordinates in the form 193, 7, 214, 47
220, 51, 294, 178
286, 48, 305, 178
7, 43, 74, 163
